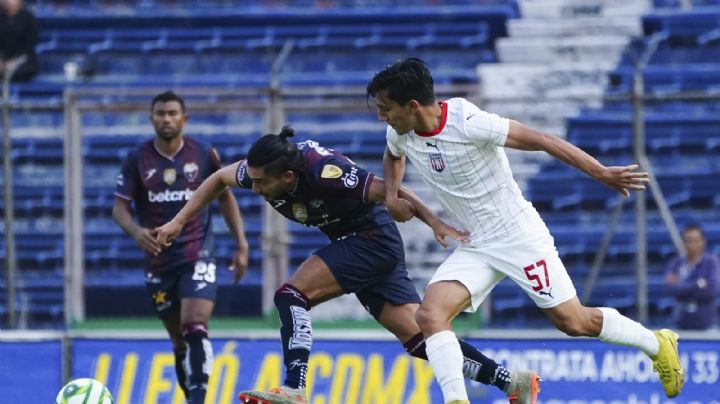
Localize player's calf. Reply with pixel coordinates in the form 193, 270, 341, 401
182, 322, 213, 404
173, 347, 190, 399
275, 283, 312, 390
403, 332, 522, 394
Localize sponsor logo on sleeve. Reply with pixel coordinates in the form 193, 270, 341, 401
342, 167, 359, 188
320, 164, 343, 179
116, 173, 124, 186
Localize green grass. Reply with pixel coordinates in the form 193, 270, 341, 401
73, 313, 484, 332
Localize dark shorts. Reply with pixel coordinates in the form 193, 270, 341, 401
144, 258, 218, 319
314, 223, 421, 319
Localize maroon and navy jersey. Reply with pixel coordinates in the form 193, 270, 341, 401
115, 137, 222, 273
235, 140, 392, 240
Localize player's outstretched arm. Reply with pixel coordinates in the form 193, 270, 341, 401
156, 162, 241, 247
368, 177, 469, 248
504, 120, 649, 197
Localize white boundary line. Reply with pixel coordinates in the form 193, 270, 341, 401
3, 328, 720, 341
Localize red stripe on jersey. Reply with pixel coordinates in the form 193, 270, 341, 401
415, 101, 447, 137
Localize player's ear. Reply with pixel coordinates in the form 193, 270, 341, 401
408, 99, 420, 112
281, 170, 295, 183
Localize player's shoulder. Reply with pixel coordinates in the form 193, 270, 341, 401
705, 252, 720, 266
128, 138, 154, 159
298, 140, 350, 178
183, 136, 214, 152
446, 97, 483, 118
385, 124, 400, 139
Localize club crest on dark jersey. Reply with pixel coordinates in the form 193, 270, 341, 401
429, 153, 446, 172
183, 162, 199, 181
163, 168, 177, 185
292, 203, 308, 222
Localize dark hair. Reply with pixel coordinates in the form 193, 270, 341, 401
247, 126, 304, 176
683, 223, 705, 238
151, 90, 186, 113
366, 58, 435, 107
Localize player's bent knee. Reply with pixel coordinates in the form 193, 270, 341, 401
274, 283, 310, 309
554, 316, 592, 337
415, 305, 447, 334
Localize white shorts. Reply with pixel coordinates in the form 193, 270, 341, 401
428, 225, 577, 312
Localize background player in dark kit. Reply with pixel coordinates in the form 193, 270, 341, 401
113, 91, 249, 404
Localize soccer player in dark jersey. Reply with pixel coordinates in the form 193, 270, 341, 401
156, 126, 539, 404
112, 91, 249, 404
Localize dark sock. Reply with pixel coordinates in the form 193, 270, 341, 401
182, 322, 212, 404
189, 388, 205, 404
403, 332, 510, 391
173, 347, 190, 399
275, 283, 312, 390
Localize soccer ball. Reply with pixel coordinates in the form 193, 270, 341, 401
55, 378, 113, 404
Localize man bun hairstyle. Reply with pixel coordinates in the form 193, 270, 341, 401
247, 125, 304, 176
278, 125, 295, 141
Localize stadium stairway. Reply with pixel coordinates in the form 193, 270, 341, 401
499, 3, 720, 327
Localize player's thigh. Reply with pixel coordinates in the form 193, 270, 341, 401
355, 261, 422, 341
160, 309, 184, 349
310, 224, 406, 305
428, 246, 505, 313
145, 270, 182, 322
484, 229, 577, 309
288, 254, 344, 305
180, 298, 215, 325
177, 259, 219, 323
422, 280, 474, 321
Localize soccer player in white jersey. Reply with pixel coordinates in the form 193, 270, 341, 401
366, 58, 685, 404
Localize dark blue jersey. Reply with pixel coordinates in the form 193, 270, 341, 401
115, 137, 222, 273
235, 140, 392, 240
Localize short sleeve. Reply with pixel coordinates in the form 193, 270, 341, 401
385, 126, 404, 158
311, 154, 374, 201
209, 147, 222, 173
234, 159, 251, 188
114, 150, 138, 200
465, 107, 510, 147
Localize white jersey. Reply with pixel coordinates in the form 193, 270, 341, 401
386, 97, 546, 244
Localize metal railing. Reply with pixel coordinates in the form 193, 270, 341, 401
1, 78, 717, 327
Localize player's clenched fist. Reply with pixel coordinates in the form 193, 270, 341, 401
385, 197, 416, 222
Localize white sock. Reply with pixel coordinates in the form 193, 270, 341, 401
598, 307, 659, 356
425, 330, 468, 401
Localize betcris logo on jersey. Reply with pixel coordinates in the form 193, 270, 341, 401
148, 188, 194, 203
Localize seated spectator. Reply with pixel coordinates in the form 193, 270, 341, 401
0, 0, 38, 82
664, 224, 720, 330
